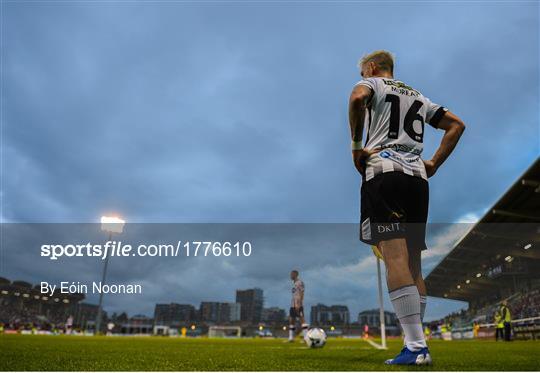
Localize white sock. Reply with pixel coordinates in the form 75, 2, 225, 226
301, 324, 309, 337
390, 285, 427, 352
420, 295, 427, 322
288, 325, 295, 340
401, 314, 427, 351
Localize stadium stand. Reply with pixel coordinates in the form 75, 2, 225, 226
425, 157, 540, 339
0, 277, 85, 331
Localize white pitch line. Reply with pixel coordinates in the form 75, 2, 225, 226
364, 338, 388, 350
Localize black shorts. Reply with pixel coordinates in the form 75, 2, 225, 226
289, 306, 304, 319
360, 172, 429, 250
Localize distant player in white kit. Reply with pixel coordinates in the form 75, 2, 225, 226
348, 50, 465, 365
65, 315, 73, 335
288, 270, 309, 342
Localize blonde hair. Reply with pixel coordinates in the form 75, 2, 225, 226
358, 50, 395, 73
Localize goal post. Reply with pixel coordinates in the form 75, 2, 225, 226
208, 326, 242, 338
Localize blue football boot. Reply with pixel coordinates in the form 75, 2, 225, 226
384, 346, 432, 365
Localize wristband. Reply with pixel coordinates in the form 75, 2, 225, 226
351, 141, 363, 151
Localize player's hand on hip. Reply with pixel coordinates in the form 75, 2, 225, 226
423, 159, 438, 178
352, 148, 378, 175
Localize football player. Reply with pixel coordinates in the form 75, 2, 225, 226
288, 270, 309, 342
349, 50, 465, 365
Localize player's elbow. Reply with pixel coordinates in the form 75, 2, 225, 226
455, 119, 466, 135
451, 118, 466, 137
441, 111, 466, 136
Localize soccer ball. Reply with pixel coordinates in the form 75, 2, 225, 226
304, 327, 326, 348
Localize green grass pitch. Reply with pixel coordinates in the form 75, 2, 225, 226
1, 334, 539, 371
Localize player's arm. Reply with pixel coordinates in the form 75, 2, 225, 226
348, 85, 377, 175
424, 110, 466, 177
349, 84, 372, 144
294, 282, 304, 309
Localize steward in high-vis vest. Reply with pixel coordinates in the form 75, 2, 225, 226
494, 312, 504, 341
500, 301, 512, 341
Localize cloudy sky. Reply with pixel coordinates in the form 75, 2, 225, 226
2, 1, 539, 321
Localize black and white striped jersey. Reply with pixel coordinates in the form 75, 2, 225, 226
355, 77, 447, 181
291, 279, 304, 307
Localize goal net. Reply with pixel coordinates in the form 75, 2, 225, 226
208, 326, 242, 338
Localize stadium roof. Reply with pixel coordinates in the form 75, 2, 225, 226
425, 157, 540, 303
0, 277, 85, 302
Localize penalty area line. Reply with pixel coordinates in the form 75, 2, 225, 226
364, 338, 388, 350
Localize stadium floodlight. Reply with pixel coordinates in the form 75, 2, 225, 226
524, 243, 532, 250
457, 285, 461, 289
96, 215, 125, 334
465, 279, 471, 284
476, 273, 482, 278
504, 255, 513, 262
101, 216, 125, 234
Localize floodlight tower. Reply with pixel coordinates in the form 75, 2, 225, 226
95, 216, 125, 334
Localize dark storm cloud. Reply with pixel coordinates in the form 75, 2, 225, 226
2, 2, 537, 320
